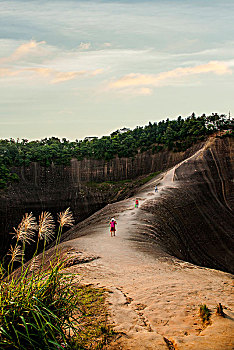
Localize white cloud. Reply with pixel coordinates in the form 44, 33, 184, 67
135, 87, 153, 95
0, 68, 21, 77
108, 61, 232, 91
50, 70, 86, 84
58, 110, 73, 115
103, 42, 112, 47
116, 87, 153, 96
0, 40, 46, 64
0, 66, 104, 84
78, 42, 91, 50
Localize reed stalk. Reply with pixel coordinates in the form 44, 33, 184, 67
0, 208, 78, 349
56, 208, 74, 255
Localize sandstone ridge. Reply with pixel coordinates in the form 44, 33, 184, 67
0, 140, 203, 256
57, 134, 233, 349
63, 135, 233, 273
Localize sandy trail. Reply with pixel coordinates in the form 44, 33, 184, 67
62, 147, 234, 350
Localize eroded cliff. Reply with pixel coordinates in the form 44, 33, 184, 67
140, 135, 234, 273
55, 135, 233, 349
0, 142, 203, 257
1, 135, 233, 273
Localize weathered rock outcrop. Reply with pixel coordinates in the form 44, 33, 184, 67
140, 135, 234, 273
1, 135, 233, 273
55, 135, 233, 350
0, 142, 203, 257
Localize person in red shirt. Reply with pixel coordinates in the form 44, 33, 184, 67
109, 218, 117, 237
135, 199, 139, 208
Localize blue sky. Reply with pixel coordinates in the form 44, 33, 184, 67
0, 0, 234, 140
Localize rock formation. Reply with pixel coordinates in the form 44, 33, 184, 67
1, 135, 233, 273
139, 135, 234, 273
1, 134, 233, 348
0, 141, 203, 257
57, 134, 233, 349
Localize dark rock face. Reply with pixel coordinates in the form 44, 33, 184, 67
141, 136, 234, 273
1, 136, 233, 273
0, 143, 203, 257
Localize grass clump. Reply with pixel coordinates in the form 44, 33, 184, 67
85, 171, 161, 199
0, 208, 113, 349
199, 304, 211, 325
137, 171, 161, 185
0, 260, 78, 349
70, 286, 114, 349
0, 208, 77, 349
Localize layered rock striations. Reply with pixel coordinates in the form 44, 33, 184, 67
56, 135, 233, 350
140, 135, 234, 273
1, 136, 233, 273
0, 142, 203, 257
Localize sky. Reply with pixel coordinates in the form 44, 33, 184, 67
0, 0, 234, 140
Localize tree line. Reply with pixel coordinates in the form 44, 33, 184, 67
0, 113, 233, 189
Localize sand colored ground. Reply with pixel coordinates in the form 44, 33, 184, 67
60, 147, 234, 350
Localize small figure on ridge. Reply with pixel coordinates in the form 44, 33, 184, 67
109, 218, 117, 237
135, 199, 139, 208
155, 185, 158, 193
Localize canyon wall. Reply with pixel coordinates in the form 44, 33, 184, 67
140, 136, 234, 273
0, 142, 203, 256
1, 135, 233, 273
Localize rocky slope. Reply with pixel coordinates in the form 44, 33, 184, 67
54, 134, 233, 349
2, 134, 233, 348
0, 141, 203, 257
63, 135, 233, 274
139, 135, 234, 273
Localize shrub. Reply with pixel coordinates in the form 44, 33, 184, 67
0, 208, 79, 349
199, 304, 211, 324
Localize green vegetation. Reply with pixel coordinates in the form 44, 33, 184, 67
0, 260, 78, 349
199, 304, 211, 324
0, 163, 19, 189
85, 171, 161, 200
70, 286, 114, 349
137, 171, 161, 185
0, 113, 233, 189
0, 209, 113, 349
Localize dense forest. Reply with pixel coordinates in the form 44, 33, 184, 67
0, 113, 233, 189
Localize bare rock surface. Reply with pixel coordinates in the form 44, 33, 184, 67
0, 140, 204, 257
60, 136, 234, 349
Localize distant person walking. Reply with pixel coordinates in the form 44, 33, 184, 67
109, 218, 117, 237
155, 185, 158, 192
135, 199, 139, 208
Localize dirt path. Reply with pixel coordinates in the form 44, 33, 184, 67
62, 148, 234, 350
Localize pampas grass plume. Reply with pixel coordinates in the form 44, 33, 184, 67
8, 244, 22, 264
57, 207, 74, 228
12, 212, 38, 244
38, 211, 55, 243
